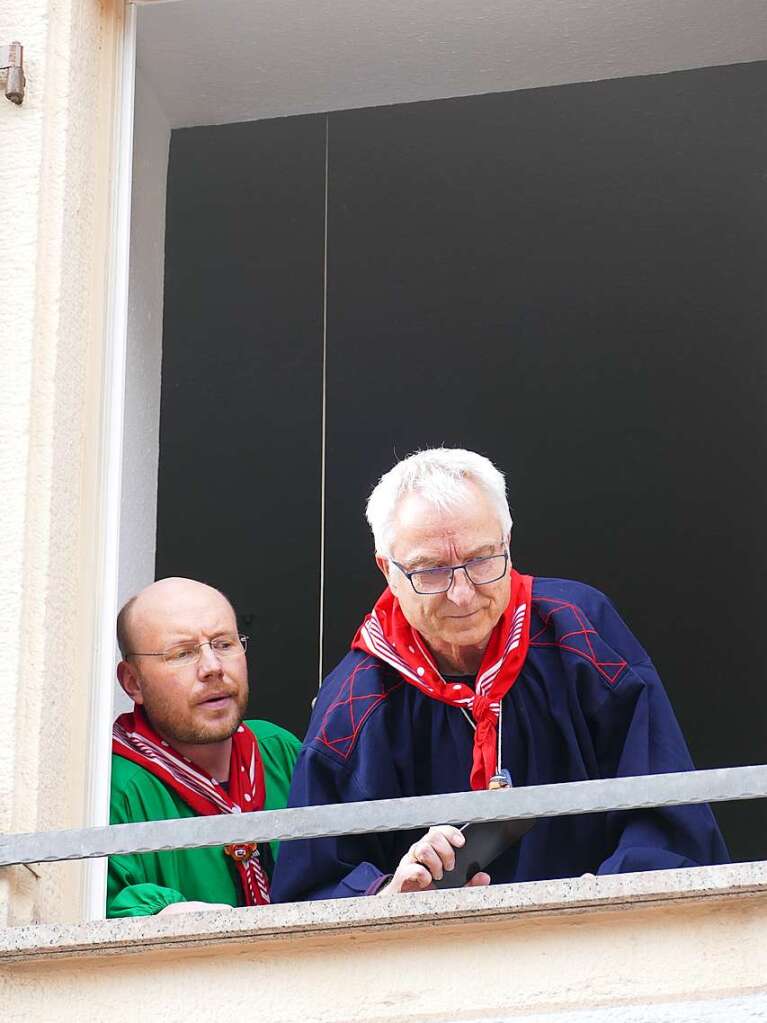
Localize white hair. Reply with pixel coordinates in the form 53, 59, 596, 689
365, 447, 513, 555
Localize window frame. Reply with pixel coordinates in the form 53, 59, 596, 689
82, 0, 138, 921
81, 0, 767, 922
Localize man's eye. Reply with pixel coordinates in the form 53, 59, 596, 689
166, 647, 196, 663
212, 638, 236, 652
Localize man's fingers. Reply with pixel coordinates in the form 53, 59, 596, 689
382, 863, 434, 894
385, 824, 472, 894
412, 826, 464, 877
423, 831, 457, 872
427, 825, 465, 847
400, 864, 434, 892
407, 825, 466, 879
411, 840, 444, 879
465, 871, 491, 888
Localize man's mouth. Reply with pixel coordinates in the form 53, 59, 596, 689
198, 693, 234, 707
444, 609, 481, 619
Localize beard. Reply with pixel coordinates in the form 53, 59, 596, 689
141, 680, 250, 746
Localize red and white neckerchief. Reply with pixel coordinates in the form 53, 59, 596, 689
113, 705, 271, 906
352, 568, 533, 791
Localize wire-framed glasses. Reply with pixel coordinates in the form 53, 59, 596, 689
392, 553, 509, 595
126, 634, 249, 667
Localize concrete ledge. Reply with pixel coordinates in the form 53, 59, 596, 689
3, 862, 767, 1023
2, 860, 767, 963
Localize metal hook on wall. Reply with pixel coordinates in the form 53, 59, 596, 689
0, 42, 26, 105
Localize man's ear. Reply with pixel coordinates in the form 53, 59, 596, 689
375, 554, 391, 583
117, 659, 144, 704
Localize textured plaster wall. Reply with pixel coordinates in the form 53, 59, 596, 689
2, 875, 767, 1022
115, 68, 169, 713
0, 0, 44, 925
0, 0, 123, 924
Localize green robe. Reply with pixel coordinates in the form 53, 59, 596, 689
107, 719, 300, 918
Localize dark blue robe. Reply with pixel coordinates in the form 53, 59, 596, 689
271, 578, 729, 902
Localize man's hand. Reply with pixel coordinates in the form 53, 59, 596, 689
380, 825, 491, 894
158, 901, 234, 916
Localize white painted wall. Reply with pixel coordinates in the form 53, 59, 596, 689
115, 70, 170, 711
0, 1, 47, 886
4, 865, 767, 1022
0, 0, 126, 925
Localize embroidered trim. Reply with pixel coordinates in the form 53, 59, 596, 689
530, 596, 628, 685
316, 657, 403, 760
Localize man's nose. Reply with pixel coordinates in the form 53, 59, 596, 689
197, 642, 223, 676
446, 567, 476, 606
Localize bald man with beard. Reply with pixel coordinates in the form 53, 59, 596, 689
108, 577, 300, 918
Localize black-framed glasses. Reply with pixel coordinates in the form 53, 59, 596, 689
392, 553, 509, 595
125, 634, 249, 668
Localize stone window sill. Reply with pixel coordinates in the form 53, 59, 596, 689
1, 860, 766, 963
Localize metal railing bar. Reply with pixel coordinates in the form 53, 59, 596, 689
1, 764, 765, 867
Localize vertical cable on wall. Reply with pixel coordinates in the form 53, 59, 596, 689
317, 116, 329, 688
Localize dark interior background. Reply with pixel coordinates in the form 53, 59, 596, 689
157, 60, 767, 862
157, 115, 326, 735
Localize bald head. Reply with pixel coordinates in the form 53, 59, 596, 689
117, 578, 235, 657
115, 576, 249, 750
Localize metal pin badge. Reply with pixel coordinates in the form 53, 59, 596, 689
487, 769, 513, 790
224, 842, 257, 863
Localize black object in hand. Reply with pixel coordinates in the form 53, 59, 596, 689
430, 817, 535, 890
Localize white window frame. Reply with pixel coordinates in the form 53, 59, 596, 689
82, 0, 138, 921
78, 0, 767, 922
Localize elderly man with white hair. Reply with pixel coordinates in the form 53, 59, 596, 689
271, 448, 727, 902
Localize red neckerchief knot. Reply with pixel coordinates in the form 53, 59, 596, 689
112, 705, 271, 906
471, 694, 498, 789
352, 568, 533, 790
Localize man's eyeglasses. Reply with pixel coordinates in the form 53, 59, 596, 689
392, 553, 509, 595
125, 634, 249, 667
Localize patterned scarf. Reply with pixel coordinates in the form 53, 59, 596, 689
112, 705, 270, 905
352, 568, 533, 790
